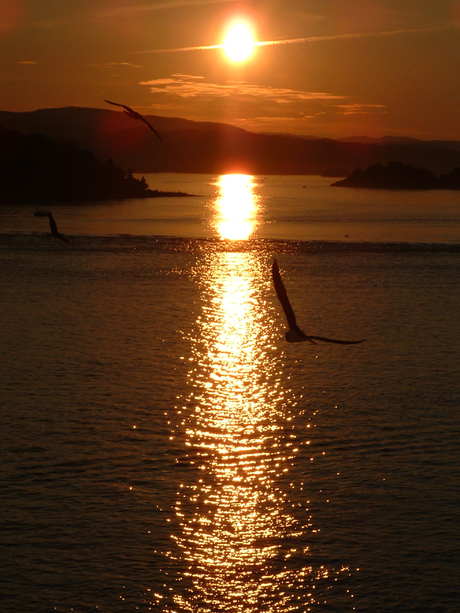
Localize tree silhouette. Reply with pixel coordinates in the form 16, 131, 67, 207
0, 127, 166, 202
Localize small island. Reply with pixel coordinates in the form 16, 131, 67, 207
331, 161, 460, 190
0, 127, 194, 203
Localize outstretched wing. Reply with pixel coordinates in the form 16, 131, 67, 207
138, 116, 165, 142
104, 99, 165, 142
306, 335, 366, 345
272, 259, 300, 332
48, 213, 70, 243
272, 258, 366, 345
48, 213, 58, 236
104, 99, 131, 112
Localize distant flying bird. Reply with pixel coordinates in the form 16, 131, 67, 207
104, 99, 165, 142
272, 259, 366, 344
48, 212, 70, 243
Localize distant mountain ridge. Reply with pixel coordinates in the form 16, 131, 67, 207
2, 106, 460, 176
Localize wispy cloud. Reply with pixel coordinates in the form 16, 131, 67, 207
106, 62, 142, 67
172, 73, 205, 80
140, 74, 345, 102
88, 62, 143, 70
137, 43, 222, 54
89, 62, 143, 69
336, 103, 386, 116
18, 61, 38, 65
137, 74, 389, 135
256, 24, 460, 47
136, 23, 460, 54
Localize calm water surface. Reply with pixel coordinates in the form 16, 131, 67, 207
1, 175, 459, 612
2, 173, 460, 243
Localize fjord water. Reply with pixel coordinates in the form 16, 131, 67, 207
1, 174, 459, 612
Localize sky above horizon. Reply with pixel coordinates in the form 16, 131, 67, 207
2, 0, 460, 140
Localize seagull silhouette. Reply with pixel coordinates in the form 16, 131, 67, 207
104, 99, 165, 142
48, 212, 70, 243
272, 259, 366, 344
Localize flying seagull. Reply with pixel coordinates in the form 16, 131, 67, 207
272, 259, 366, 344
104, 99, 165, 142
48, 212, 70, 243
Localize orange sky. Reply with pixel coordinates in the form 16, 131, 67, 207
2, 0, 460, 140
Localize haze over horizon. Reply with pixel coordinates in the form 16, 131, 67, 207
2, 1, 460, 141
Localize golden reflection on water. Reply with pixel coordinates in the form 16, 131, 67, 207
169, 252, 325, 612
212, 174, 259, 240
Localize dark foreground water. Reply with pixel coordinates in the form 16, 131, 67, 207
1, 232, 459, 612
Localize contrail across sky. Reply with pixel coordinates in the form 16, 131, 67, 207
135, 24, 460, 54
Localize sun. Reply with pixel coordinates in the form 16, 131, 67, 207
223, 23, 254, 62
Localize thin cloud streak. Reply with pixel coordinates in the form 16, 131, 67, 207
136, 23, 460, 54
256, 24, 460, 47
336, 103, 386, 115
137, 74, 388, 134
136, 44, 222, 54
88, 62, 143, 69
140, 75, 345, 102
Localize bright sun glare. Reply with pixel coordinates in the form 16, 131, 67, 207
215, 174, 257, 240
223, 23, 254, 62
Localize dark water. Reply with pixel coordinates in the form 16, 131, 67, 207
1, 232, 459, 612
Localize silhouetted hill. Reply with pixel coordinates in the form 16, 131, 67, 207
340, 135, 460, 152
2, 107, 460, 176
331, 161, 460, 189
0, 127, 190, 203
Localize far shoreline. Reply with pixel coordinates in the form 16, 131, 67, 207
0, 189, 200, 206
331, 161, 460, 190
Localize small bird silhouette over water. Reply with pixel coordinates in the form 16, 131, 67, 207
104, 99, 165, 142
48, 212, 70, 243
272, 259, 366, 344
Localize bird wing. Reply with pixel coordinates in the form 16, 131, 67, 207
104, 99, 165, 142
105, 99, 132, 112
139, 116, 165, 142
272, 259, 366, 345
272, 259, 300, 332
305, 335, 366, 345
48, 214, 58, 236
48, 214, 70, 242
